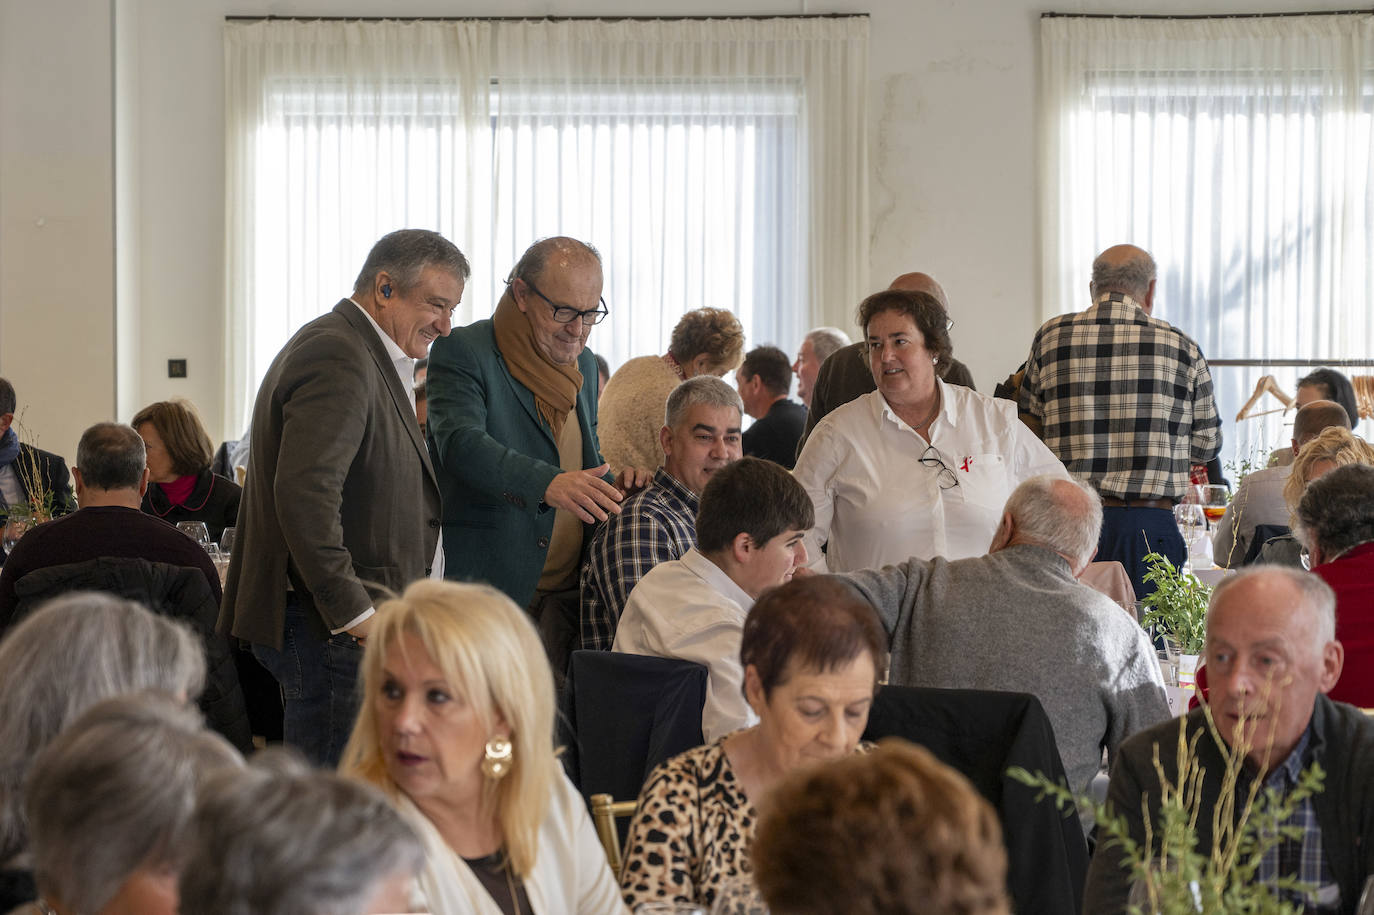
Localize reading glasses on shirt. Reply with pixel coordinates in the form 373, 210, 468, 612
519, 277, 609, 326
918, 443, 960, 490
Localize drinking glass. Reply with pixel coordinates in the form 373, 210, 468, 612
2, 506, 34, 556
1196, 484, 1229, 528
710, 879, 769, 915
1354, 875, 1374, 915
176, 521, 212, 548
219, 526, 236, 553
1173, 503, 1205, 570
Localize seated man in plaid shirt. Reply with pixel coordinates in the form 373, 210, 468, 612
1018, 244, 1221, 598
579, 376, 743, 650
1084, 567, 1374, 914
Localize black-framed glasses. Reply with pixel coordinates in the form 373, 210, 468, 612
519, 278, 608, 326
918, 443, 960, 490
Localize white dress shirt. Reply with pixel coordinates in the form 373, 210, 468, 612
793, 381, 1067, 572
612, 548, 759, 742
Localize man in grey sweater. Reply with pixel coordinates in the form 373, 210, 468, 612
841, 475, 1170, 795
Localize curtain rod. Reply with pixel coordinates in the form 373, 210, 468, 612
1209, 358, 1374, 367
225, 13, 869, 22
1042, 8, 1370, 19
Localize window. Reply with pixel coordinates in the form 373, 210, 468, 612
224, 18, 868, 434
1042, 14, 1374, 467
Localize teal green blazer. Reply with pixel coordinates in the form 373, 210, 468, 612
427, 319, 606, 609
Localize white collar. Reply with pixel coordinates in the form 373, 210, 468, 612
348, 297, 414, 370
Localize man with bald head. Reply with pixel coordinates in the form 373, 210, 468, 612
1213, 399, 1352, 566
797, 271, 977, 453
1019, 245, 1221, 599
1085, 566, 1374, 913
840, 475, 1169, 797
427, 236, 648, 678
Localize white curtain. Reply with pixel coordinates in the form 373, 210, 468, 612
1041, 14, 1374, 465
223, 17, 868, 436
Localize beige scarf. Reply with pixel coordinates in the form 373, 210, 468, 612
492, 288, 583, 441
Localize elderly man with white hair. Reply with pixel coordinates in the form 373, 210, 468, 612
840, 475, 1169, 797
1084, 566, 1374, 914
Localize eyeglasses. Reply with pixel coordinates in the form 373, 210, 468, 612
519, 278, 608, 326
918, 443, 960, 490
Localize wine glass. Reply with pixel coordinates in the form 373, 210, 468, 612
176, 521, 212, 548
1172, 503, 1205, 571
1196, 484, 1228, 529
3, 507, 34, 556
1354, 875, 1374, 915
710, 878, 769, 915
219, 526, 236, 554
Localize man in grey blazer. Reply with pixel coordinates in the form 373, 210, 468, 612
220, 229, 465, 766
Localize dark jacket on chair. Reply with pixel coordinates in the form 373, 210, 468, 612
10, 556, 252, 753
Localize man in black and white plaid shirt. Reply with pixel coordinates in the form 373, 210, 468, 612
1019, 244, 1221, 598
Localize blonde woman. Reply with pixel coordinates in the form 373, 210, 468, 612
340, 580, 627, 915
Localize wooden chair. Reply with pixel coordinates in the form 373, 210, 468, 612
589, 794, 638, 874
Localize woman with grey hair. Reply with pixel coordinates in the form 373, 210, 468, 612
0, 592, 205, 910
18, 692, 240, 915
179, 750, 423, 915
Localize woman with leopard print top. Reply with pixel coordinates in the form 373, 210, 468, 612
619, 576, 887, 909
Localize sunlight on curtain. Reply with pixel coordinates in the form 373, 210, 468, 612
1042, 14, 1374, 467
223, 17, 867, 437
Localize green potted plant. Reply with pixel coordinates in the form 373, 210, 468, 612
1140, 550, 1210, 657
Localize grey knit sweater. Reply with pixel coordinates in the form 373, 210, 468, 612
842, 543, 1170, 794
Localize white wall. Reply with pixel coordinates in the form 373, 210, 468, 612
0, 0, 116, 461
2, 0, 1324, 448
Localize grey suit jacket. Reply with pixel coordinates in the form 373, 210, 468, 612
220, 300, 442, 648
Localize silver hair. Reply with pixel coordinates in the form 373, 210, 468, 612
179, 749, 424, 915
352, 228, 470, 296
75, 422, 146, 490
1003, 475, 1103, 567
25, 693, 241, 913
1090, 249, 1156, 301
805, 327, 852, 365
665, 375, 744, 429
1207, 565, 1337, 649
0, 592, 206, 862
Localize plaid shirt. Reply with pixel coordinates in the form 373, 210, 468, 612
1255, 728, 1339, 912
1018, 293, 1221, 500
578, 468, 698, 651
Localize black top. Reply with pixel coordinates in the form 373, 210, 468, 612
141, 469, 242, 543
463, 851, 532, 915
742, 398, 807, 469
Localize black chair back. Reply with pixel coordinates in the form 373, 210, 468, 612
863, 684, 1089, 915
558, 650, 708, 808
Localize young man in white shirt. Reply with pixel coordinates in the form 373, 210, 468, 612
612, 457, 813, 741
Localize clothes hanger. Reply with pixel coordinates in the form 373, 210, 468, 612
1235, 374, 1294, 422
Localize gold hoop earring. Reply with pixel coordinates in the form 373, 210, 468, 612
482, 735, 513, 781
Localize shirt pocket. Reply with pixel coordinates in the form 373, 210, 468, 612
953, 453, 1012, 511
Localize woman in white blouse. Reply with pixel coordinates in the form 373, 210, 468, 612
793, 289, 1064, 571
340, 580, 627, 915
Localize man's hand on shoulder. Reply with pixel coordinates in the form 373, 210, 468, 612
614, 465, 654, 497
544, 464, 624, 523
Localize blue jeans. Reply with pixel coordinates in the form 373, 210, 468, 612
252, 598, 362, 768
1098, 506, 1186, 602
